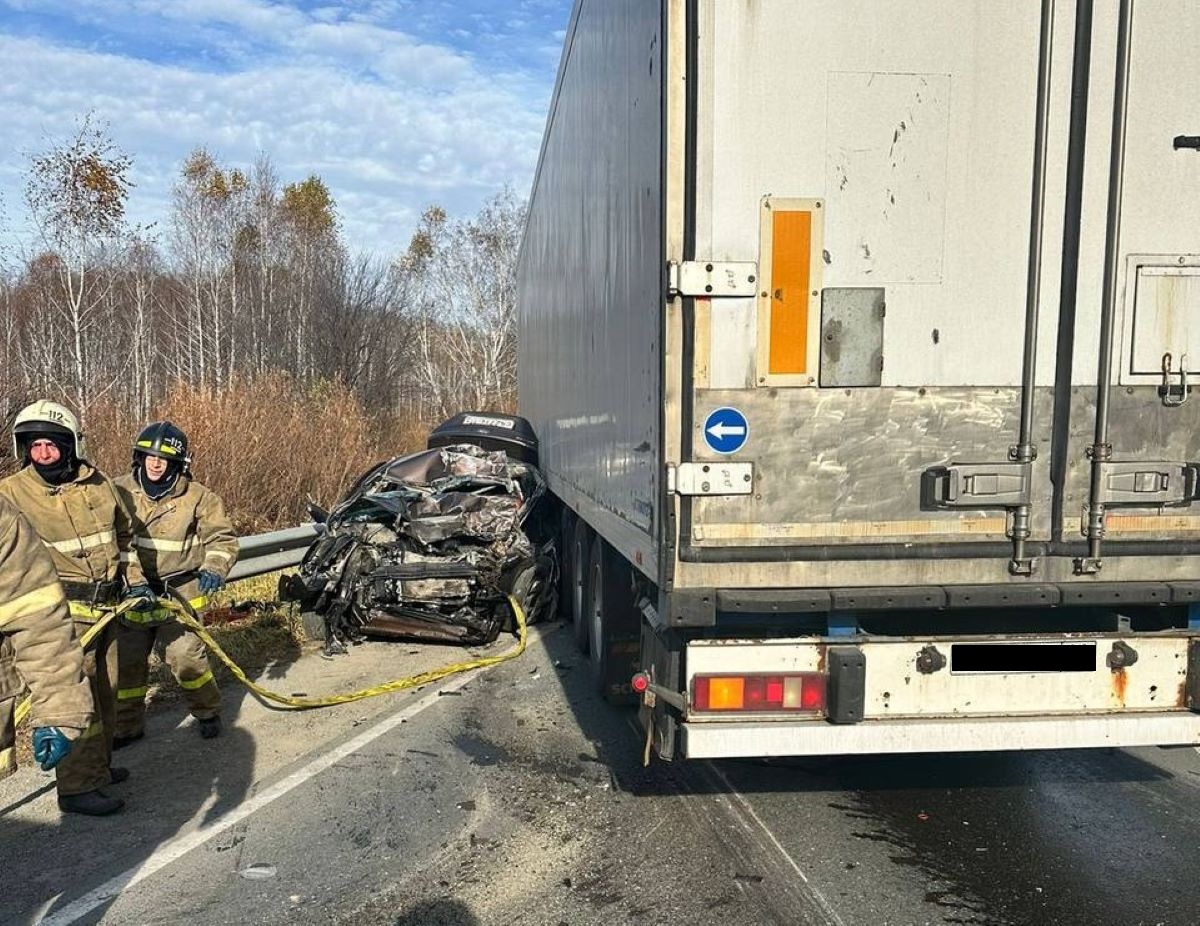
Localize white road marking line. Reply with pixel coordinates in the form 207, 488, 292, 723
706, 762, 847, 926
37, 668, 484, 926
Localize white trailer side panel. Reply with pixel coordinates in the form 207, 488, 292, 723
517, 0, 664, 577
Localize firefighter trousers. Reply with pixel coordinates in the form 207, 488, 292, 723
115, 620, 219, 738
56, 619, 117, 797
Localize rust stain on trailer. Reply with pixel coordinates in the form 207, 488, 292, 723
1111, 666, 1128, 706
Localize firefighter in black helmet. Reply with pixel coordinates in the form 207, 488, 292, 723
113, 422, 238, 745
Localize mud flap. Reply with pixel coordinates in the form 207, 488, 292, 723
826, 646, 867, 724
1186, 638, 1200, 712
638, 617, 683, 761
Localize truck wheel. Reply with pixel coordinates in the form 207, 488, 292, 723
585, 538, 640, 705
569, 519, 593, 653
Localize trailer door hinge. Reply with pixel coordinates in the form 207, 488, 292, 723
670, 461, 754, 496
667, 260, 758, 298
921, 462, 1032, 509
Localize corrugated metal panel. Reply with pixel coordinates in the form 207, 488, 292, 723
516, 0, 663, 570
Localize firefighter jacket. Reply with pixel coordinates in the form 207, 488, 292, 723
0, 496, 94, 778
0, 463, 146, 596
113, 474, 238, 587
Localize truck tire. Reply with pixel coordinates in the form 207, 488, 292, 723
569, 519, 593, 653
585, 538, 640, 705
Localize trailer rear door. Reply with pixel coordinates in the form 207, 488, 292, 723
678, 0, 1200, 581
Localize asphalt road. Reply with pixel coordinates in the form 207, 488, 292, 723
4, 622, 1200, 926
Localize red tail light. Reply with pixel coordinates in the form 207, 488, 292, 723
691, 673, 826, 713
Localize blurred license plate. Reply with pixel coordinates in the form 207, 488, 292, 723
951, 641, 1097, 674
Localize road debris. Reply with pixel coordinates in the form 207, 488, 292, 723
238, 864, 278, 880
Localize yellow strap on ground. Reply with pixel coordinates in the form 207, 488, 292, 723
13, 600, 136, 728
161, 594, 528, 711
15, 595, 527, 728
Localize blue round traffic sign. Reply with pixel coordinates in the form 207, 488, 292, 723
703, 407, 749, 455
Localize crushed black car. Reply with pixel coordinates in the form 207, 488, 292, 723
280, 413, 557, 650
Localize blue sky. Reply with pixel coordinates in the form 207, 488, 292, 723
0, 0, 572, 255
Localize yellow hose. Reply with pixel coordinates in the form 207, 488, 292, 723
13, 600, 134, 728
16, 596, 526, 727
165, 595, 528, 710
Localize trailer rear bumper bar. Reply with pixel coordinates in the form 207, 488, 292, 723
716, 582, 1200, 612
681, 712, 1200, 758
666, 581, 1200, 627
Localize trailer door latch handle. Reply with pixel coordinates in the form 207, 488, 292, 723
1173, 135, 1200, 150
921, 462, 1032, 510
1097, 461, 1200, 506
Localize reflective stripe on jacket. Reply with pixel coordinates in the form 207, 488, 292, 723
113, 475, 238, 584
0, 464, 145, 588
0, 496, 93, 742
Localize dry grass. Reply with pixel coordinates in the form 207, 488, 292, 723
214, 570, 292, 607
83, 373, 434, 531
0, 371, 518, 531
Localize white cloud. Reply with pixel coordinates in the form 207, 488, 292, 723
130, 0, 309, 35
0, 2, 561, 255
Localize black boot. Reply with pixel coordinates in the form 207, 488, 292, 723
58, 790, 125, 816
198, 717, 221, 739
112, 731, 144, 751
109, 767, 130, 784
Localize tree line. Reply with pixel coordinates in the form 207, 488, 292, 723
0, 116, 523, 468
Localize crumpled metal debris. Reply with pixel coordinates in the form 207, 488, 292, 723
282, 444, 557, 651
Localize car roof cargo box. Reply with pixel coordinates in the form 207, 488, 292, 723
427, 412, 539, 465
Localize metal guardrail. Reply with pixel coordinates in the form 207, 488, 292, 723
227, 523, 323, 581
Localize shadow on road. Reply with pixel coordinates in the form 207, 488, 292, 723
393, 898, 481, 926
0, 635, 303, 926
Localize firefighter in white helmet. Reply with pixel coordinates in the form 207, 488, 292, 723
113, 421, 236, 744
0, 496, 94, 790
0, 400, 154, 815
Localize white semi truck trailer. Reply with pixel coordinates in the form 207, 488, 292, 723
517, 0, 1200, 760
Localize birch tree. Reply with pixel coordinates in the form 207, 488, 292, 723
24, 115, 132, 411
400, 190, 525, 419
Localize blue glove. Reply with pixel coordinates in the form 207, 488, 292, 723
197, 570, 225, 595
32, 727, 72, 770
125, 584, 157, 611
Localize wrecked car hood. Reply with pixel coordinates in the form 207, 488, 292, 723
282, 444, 556, 648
